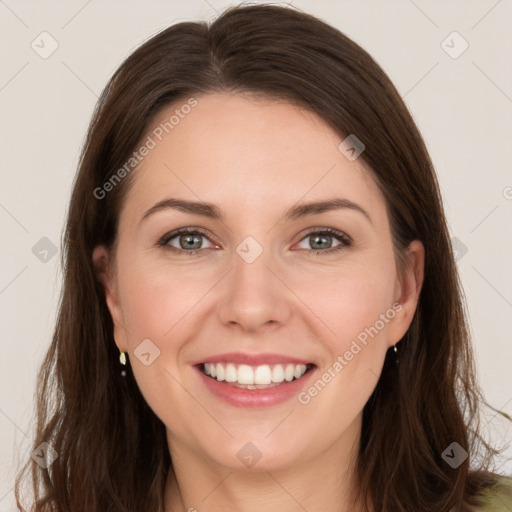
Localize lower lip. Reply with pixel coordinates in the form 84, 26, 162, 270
196, 366, 316, 408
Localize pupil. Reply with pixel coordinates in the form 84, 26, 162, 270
311, 234, 331, 250
181, 234, 201, 250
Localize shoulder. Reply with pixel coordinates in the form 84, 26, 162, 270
473, 475, 512, 511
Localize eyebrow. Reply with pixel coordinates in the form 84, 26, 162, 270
140, 197, 373, 226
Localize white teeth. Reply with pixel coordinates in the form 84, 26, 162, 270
216, 363, 225, 381
293, 365, 305, 379
202, 362, 308, 385
225, 363, 237, 383
238, 364, 254, 384
284, 364, 295, 382
254, 365, 272, 385
271, 365, 285, 383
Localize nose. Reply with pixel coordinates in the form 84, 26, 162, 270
216, 243, 293, 332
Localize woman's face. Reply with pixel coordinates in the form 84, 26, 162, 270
94, 92, 423, 472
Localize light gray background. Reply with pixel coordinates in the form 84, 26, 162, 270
1, 0, 511, 509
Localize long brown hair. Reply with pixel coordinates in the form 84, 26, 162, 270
15, 4, 509, 511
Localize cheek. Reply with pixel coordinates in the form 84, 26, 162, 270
296, 255, 397, 350
295, 257, 398, 415
114, 262, 205, 432
117, 260, 205, 340
295, 280, 397, 439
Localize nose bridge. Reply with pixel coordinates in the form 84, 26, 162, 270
216, 234, 291, 329
234, 236, 273, 289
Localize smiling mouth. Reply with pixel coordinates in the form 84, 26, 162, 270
198, 362, 316, 389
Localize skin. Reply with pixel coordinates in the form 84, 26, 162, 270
93, 92, 424, 512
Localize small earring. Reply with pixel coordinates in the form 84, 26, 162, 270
393, 344, 399, 364
119, 350, 127, 377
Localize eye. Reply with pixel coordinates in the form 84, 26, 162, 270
157, 227, 351, 256
295, 228, 351, 254
158, 228, 216, 255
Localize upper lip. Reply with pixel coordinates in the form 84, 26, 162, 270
191, 352, 314, 366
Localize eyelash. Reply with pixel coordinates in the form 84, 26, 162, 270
157, 227, 352, 256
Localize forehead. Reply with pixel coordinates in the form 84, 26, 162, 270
120, 92, 384, 224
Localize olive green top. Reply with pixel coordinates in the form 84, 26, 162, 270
476, 476, 512, 511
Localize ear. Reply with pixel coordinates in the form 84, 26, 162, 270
92, 245, 128, 353
387, 239, 425, 348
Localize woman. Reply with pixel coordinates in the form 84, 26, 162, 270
15, 4, 512, 511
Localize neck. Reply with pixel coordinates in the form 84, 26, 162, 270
164, 418, 367, 512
